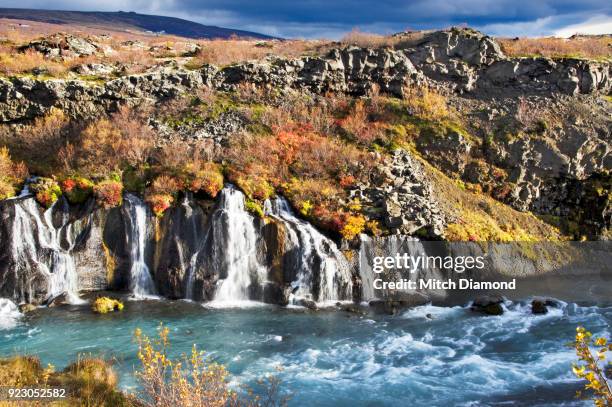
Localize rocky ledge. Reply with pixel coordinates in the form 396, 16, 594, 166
1, 28, 610, 123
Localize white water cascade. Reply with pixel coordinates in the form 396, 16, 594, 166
209, 187, 268, 305
124, 194, 157, 297
183, 193, 208, 300
265, 197, 353, 304
11, 198, 84, 304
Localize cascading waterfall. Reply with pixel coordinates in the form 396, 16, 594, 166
265, 197, 352, 304
124, 194, 156, 297
12, 198, 83, 304
209, 186, 268, 304
183, 193, 207, 300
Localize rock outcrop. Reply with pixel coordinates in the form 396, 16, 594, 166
1, 28, 610, 123
19, 33, 102, 59
351, 150, 446, 237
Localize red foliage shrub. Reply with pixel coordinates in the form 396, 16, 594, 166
147, 193, 174, 217
94, 180, 124, 209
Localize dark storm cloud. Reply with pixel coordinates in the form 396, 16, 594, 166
0, 0, 610, 37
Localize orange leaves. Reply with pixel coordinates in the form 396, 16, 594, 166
94, 180, 123, 209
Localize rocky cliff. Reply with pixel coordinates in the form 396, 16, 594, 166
0, 27, 610, 307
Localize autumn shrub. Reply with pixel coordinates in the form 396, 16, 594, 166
0, 355, 133, 406
340, 214, 367, 240
61, 177, 94, 204
336, 99, 382, 144
233, 172, 276, 201
134, 325, 287, 407
188, 162, 224, 198
0, 49, 67, 76
92, 297, 124, 314
185, 38, 320, 68
30, 177, 62, 208
146, 193, 174, 217
572, 326, 612, 405
0, 107, 74, 175
77, 107, 154, 177
94, 180, 124, 209
401, 86, 452, 123
340, 28, 398, 48
245, 198, 265, 218
499, 36, 612, 60
0, 146, 28, 200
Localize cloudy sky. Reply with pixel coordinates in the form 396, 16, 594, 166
0, 0, 610, 38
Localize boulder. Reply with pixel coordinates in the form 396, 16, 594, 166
471, 294, 505, 315
531, 298, 548, 314
20, 33, 99, 58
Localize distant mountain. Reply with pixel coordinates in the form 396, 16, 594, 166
0, 8, 274, 40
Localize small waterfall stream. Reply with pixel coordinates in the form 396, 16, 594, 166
183, 193, 208, 301
12, 198, 83, 304
124, 194, 156, 297
209, 187, 268, 305
265, 197, 352, 304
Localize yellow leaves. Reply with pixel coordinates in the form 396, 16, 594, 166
572, 325, 612, 405
300, 200, 314, 216
42, 363, 55, 384
572, 365, 586, 377
92, 297, 124, 314
340, 214, 366, 241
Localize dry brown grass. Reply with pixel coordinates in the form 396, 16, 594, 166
340, 28, 399, 48
185, 38, 328, 67
498, 36, 612, 60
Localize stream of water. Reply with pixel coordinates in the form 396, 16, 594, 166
1, 298, 608, 406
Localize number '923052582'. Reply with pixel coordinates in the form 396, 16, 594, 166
1, 387, 68, 400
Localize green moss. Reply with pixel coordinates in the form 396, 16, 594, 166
245, 198, 264, 218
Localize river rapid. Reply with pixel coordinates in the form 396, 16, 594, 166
1, 297, 610, 406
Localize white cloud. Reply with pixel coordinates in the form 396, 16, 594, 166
478, 13, 612, 38
553, 14, 612, 37
477, 16, 556, 37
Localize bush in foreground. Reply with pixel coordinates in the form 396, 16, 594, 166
0, 355, 134, 406
572, 326, 612, 406
135, 325, 288, 407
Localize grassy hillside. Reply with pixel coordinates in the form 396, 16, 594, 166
0, 8, 273, 39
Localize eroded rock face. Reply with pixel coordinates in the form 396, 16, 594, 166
2, 28, 610, 123
352, 150, 446, 237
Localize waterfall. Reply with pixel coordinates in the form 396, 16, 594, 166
11, 198, 83, 304
183, 193, 207, 301
209, 187, 268, 305
265, 197, 352, 304
358, 234, 377, 301
124, 194, 156, 297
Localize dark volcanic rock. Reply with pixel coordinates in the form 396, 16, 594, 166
471, 294, 505, 315
351, 149, 446, 237
531, 298, 548, 314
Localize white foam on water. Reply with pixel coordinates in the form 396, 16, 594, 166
0, 298, 22, 330
204, 300, 271, 309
